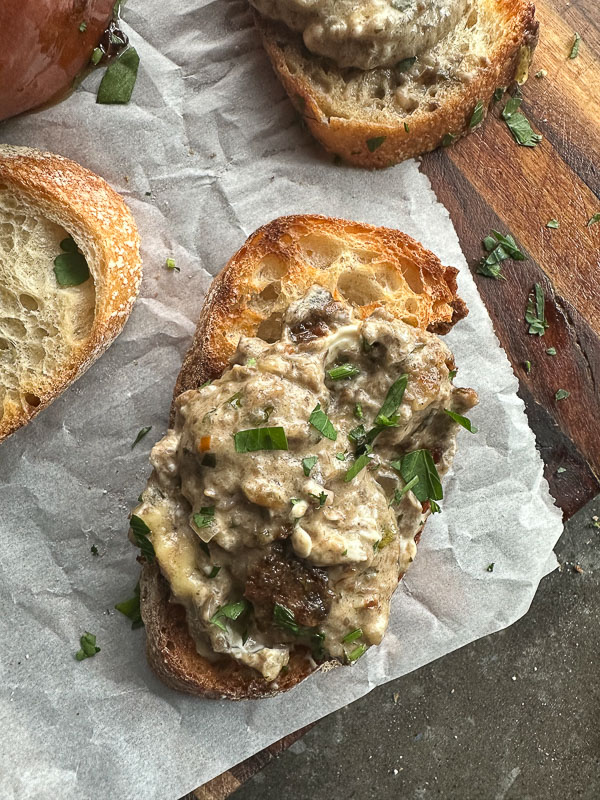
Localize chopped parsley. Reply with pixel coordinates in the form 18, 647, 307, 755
344, 450, 372, 482
354, 403, 364, 420
115, 583, 143, 629
366, 136, 386, 153
502, 96, 542, 147
335, 452, 347, 461
526, 284, 549, 336
546, 219, 559, 229
587, 213, 600, 227
90, 545, 99, 556
79, 21, 88, 33
130, 514, 155, 563
342, 628, 363, 644
469, 100, 484, 128
374, 529, 395, 551
389, 475, 419, 506
569, 33, 581, 59
444, 409, 478, 433
207, 566, 221, 579
234, 426, 288, 452
349, 425, 367, 449
302, 455, 318, 476
247, 357, 257, 366
131, 425, 152, 449
555, 389, 570, 401
442, 133, 457, 147
546, 347, 557, 356
75, 632, 100, 661
524, 360, 532, 374
348, 644, 367, 663
210, 600, 249, 631
97, 46, 140, 105
486, 563, 495, 573
193, 507, 215, 528
165, 257, 179, 271
309, 404, 337, 441
227, 392, 243, 409
327, 363, 360, 380
493, 87, 505, 102
377, 375, 408, 422
273, 605, 325, 658
448, 369, 457, 380
391, 450, 443, 512
309, 491, 328, 507
478, 230, 525, 279
404, 122, 410, 133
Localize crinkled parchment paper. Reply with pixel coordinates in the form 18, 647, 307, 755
0, 1, 563, 798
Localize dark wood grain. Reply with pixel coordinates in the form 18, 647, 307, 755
189, 1, 600, 796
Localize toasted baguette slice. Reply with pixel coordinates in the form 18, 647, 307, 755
253, 0, 539, 168
0, 146, 142, 442
174, 214, 466, 400
140, 215, 467, 699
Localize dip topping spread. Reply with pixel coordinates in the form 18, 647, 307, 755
134, 287, 476, 681
250, 0, 472, 69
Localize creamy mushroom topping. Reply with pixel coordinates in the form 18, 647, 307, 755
250, 0, 472, 69
134, 287, 476, 681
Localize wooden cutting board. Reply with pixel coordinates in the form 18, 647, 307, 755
186, 1, 600, 795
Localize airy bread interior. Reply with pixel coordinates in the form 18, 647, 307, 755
0, 188, 95, 419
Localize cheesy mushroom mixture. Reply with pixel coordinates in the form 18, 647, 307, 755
249, 0, 472, 69
133, 287, 476, 681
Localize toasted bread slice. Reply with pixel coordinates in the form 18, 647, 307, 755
253, 0, 539, 167
174, 214, 466, 400
140, 215, 467, 699
0, 146, 142, 442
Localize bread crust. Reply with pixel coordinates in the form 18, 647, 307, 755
254, 0, 539, 168
0, 145, 142, 441
141, 215, 467, 699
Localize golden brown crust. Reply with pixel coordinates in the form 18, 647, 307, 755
254, 0, 539, 168
0, 145, 142, 441
141, 215, 468, 699
174, 214, 466, 401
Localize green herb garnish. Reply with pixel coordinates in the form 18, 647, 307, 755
327, 363, 360, 380
502, 96, 542, 147
131, 425, 152, 449
524, 360, 532, 374
546, 347, 557, 355
208, 566, 221, 579
165, 257, 180, 271
569, 33, 581, 59
342, 628, 363, 644
91, 47, 103, 66
444, 409, 478, 433
555, 389, 570, 401
478, 230, 525, 280
79, 21, 88, 33
391, 450, 443, 510
448, 369, 457, 380
469, 100, 484, 128
130, 514, 155, 563
97, 46, 140, 104
493, 87, 505, 102
273, 604, 324, 656
335, 453, 346, 461
115, 582, 143, 629
442, 133, 457, 147
389, 475, 419, 506
210, 600, 249, 631
348, 644, 367, 663
193, 507, 215, 528
234, 427, 289, 452
526, 284, 549, 336
546, 219, 559, 229
302, 455, 318, 476
90, 545, 99, 556
587, 213, 600, 227
366, 136, 386, 153
247, 357, 257, 366
75, 632, 100, 661
354, 403, 364, 419
486, 563, 495, 573
344, 450, 372, 482
309, 491, 328, 507
53, 236, 90, 286
309, 404, 337, 441
227, 392, 243, 409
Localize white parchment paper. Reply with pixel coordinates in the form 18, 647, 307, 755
0, 1, 563, 798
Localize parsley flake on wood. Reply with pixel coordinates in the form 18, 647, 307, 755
587, 213, 600, 227
97, 46, 140, 104
546, 219, 559, 229
234, 426, 288, 452
502, 96, 542, 147
444, 409, 478, 433
75, 632, 101, 661
115, 583, 143, 629
555, 389, 570, 401
524, 360, 532, 374
302, 455, 318, 476
309, 404, 337, 441
546, 347, 557, 356
442, 133, 457, 147
130, 515, 155, 563
478, 230, 524, 279
569, 33, 581, 59
526, 284, 549, 336
131, 426, 152, 449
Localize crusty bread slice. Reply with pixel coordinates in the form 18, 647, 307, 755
174, 214, 466, 400
0, 146, 142, 442
253, 0, 539, 168
140, 215, 467, 699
